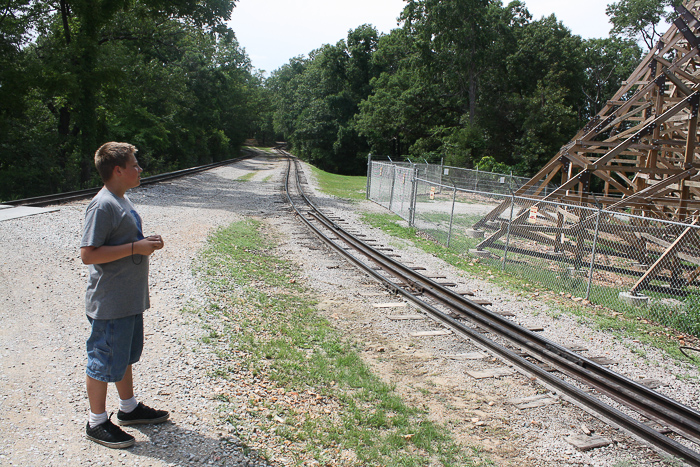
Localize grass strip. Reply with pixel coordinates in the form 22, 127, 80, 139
196, 219, 488, 466
309, 166, 368, 201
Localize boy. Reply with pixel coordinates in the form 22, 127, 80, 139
80, 142, 169, 448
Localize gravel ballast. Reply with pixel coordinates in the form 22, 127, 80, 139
1, 152, 699, 466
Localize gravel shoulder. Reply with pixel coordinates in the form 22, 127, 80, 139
1, 152, 699, 466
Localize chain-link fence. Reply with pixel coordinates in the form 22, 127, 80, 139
368, 160, 700, 338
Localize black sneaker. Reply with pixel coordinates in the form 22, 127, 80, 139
117, 402, 169, 426
85, 417, 135, 449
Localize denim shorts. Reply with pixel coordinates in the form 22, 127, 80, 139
86, 314, 144, 383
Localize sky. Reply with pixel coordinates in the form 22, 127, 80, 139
228, 0, 614, 75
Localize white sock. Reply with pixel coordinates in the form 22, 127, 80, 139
119, 396, 139, 414
89, 411, 108, 428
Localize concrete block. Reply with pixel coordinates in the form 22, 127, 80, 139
618, 292, 650, 307
566, 434, 611, 451
469, 249, 491, 258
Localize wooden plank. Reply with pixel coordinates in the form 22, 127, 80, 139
589, 356, 617, 365
467, 368, 515, 379
446, 351, 488, 360
410, 330, 452, 337
373, 302, 407, 308
495, 311, 515, 317
387, 314, 425, 320
508, 394, 559, 409
632, 217, 700, 293
454, 290, 475, 296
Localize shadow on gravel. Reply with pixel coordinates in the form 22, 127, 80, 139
131, 158, 354, 217
133, 169, 285, 214
127, 422, 266, 466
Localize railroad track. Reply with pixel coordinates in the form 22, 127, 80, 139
1, 152, 254, 207
281, 150, 700, 466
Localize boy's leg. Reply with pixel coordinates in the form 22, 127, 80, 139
115, 365, 134, 401
116, 364, 169, 425
85, 317, 136, 448
85, 374, 135, 449
114, 327, 169, 426
86, 375, 109, 414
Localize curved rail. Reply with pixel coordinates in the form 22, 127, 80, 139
281, 150, 700, 466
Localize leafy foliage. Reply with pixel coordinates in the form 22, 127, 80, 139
606, 0, 682, 50
269, 0, 644, 178
2, 0, 657, 196
267, 24, 380, 174
0, 0, 262, 199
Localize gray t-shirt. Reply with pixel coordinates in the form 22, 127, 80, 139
81, 187, 150, 319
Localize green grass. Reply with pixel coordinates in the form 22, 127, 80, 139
309, 166, 367, 201
252, 146, 275, 154
196, 220, 487, 466
237, 171, 256, 181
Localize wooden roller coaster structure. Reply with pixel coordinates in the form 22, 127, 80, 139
474, 1, 700, 297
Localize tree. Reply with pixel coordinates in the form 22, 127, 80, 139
606, 0, 682, 51
477, 13, 586, 170
400, 0, 500, 124
581, 37, 642, 117
0, 0, 263, 199
269, 0, 648, 180
43, 0, 237, 183
268, 25, 380, 174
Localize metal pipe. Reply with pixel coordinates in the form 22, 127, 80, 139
502, 192, 515, 269
586, 207, 602, 300
447, 181, 457, 248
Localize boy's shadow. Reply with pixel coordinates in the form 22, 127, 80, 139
126, 421, 267, 466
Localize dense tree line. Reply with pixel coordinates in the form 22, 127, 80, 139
1, 0, 266, 199
1, 0, 678, 199
266, 0, 673, 176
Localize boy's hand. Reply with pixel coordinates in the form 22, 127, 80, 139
135, 235, 164, 255
147, 235, 165, 250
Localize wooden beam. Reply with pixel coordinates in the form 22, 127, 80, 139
631, 217, 700, 294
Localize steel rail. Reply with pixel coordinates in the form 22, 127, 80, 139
281, 152, 700, 465
2, 153, 254, 207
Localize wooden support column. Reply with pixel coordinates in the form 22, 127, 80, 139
679, 95, 699, 219
555, 210, 565, 253
644, 74, 666, 216
573, 171, 591, 269
554, 159, 571, 253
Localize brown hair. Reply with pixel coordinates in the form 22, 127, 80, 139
94, 142, 137, 182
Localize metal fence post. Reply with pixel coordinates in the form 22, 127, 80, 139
585, 206, 602, 301
440, 157, 444, 187
447, 180, 457, 248
389, 165, 397, 212
502, 192, 515, 270
409, 166, 418, 227
474, 165, 479, 191
366, 153, 372, 200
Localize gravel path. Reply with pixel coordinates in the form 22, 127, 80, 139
1, 151, 699, 466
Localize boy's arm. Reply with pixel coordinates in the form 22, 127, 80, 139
81, 236, 164, 265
